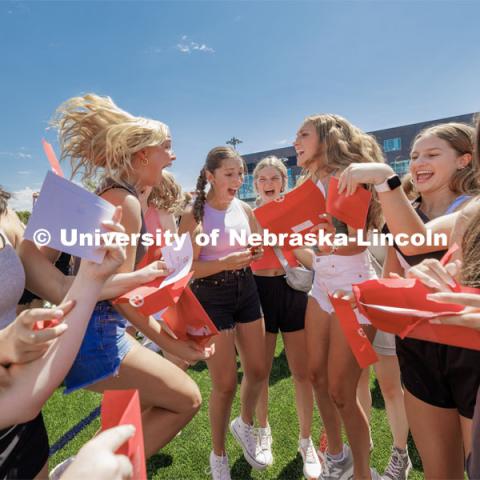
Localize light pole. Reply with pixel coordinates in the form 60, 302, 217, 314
226, 136, 243, 150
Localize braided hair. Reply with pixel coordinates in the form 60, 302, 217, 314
192, 146, 242, 223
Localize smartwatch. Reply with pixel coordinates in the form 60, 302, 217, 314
374, 174, 401, 193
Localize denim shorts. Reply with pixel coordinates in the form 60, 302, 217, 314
190, 268, 262, 331
63, 301, 132, 394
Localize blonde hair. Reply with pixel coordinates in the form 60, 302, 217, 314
253, 156, 288, 193
147, 171, 183, 214
297, 114, 385, 229
412, 122, 479, 195
53, 93, 170, 183
193, 146, 243, 223
401, 172, 417, 200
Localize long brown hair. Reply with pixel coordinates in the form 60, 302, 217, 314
298, 114, 385, 230
412, 122, 478, 195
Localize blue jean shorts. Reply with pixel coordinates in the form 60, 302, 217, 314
63, 301, 132, 394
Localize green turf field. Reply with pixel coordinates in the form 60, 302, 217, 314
44, 339, 424, 479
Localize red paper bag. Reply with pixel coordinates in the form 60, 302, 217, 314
101, 390, 146, 480
42, 139, 64, 177
250, 246, 298, 271
254, 180, 326, 250
113, 272, 193, 316
162, 287, 219, 346
329, 295, 378, 368
326, 177, 371, 230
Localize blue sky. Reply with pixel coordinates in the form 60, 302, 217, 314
1, 0, 480, 210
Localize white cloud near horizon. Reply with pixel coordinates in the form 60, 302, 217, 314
9, 186, 36, 212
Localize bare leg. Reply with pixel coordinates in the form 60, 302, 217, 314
204, 330, 238, 456
328, 316, 376, 479
374, 355, 409, 450
283, 329, 314, 439
305, 297, 343, 455
88, 339, 202, 458
236, 319, 268, 425
404, 389, 464, 479
256, 332, 277, 428
460, 415, 473, 459
357, 367, 372, 421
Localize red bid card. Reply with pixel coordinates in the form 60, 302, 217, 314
329, 295, 379, 368
326, 177, 371, 230
113, 272, 193, 316
352, 278, 480, 350
101, 390, 146, 480
254, 179, 327, 250
42, 139, 64, 177
162, 287, 219, 347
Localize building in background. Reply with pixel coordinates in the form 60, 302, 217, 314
238, 112, 477, 204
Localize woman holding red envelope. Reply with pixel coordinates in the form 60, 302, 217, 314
179, 146, 269, 480
338, 121, 480, 479
52, 94, 209, 461
294, 114, 385, 480
250, 156, 319, 478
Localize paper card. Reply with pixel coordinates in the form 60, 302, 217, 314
160, 234, 193, 289
101, 390, 146, 480
359, 303, 460, 319
326, 177, 372, 230
24, 171, 115, 263
33, 319, 60, 331
251, 246, 282, 271
329, 295, 378, 368
162, 287, 219, 346
254, 179, 327, 251
42, 139, 64, 177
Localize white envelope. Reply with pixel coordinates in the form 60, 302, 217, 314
160, 234, 193, 288
24, 171, 116, 263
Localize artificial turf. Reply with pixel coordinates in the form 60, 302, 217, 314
44, 339, 424, 479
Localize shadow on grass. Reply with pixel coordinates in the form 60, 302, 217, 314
276, 453, 303, 479
147, 453, 173, 475
231, 456, 254, 479
269, 349, 290, 386
372, 378, 385, 410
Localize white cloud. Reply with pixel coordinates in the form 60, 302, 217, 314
275, 139, 289, 146
9, 186, 37, 212
17, 170, 32, 175
0, 150, 32, 159
176, 36, 215, 54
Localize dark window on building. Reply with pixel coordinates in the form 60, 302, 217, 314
383, 137, 402, 152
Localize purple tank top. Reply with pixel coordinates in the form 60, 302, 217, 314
198, 198, 251, 261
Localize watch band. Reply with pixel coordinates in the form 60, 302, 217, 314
374, 174, 401, 193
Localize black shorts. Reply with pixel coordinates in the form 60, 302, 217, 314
191, 268, 262, 331
396, 337, 480, 418
0, 413, 49, 479
254, 275, 307, 334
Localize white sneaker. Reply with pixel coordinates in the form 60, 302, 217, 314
299, 437, 322, 479
383, 447, 412, 480
208, 451, 231, 480
49, 456, 75, 480
370, 468, 384, 480
229, 416, 268, 470
257, 425, 273, 466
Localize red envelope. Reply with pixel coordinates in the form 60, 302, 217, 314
329, 295, 378, 368
33, 319, 60, 331
101, 390, 146, 480
254, 180, 326, 251
162, 287, 219, 347
42, 139, 64, 177
352, 278, 480, 350
326, 177, 371, 230
113, 272, 193, 316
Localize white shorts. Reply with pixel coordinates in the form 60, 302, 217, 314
310, 250, 377, 325
373, 330, 397, 356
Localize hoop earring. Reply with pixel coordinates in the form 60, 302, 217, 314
142, 157, 149, 166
